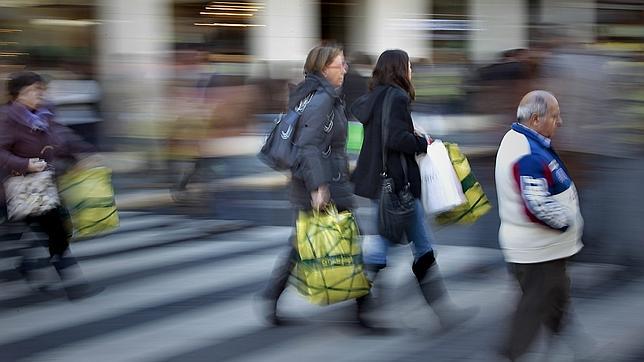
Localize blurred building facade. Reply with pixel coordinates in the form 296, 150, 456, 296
0, 0, 642, 155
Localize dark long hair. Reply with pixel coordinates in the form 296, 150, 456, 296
369, 49, 415, 100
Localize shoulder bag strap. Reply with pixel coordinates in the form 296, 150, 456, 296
295, 91, 315, 114
291, 91, 317, 146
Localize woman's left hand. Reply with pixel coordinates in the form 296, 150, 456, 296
27, 158, 46, 172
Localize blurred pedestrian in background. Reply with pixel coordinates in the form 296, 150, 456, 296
495, 90, 589, 360
0, 71, 103, 300
350, 49, 477, 330
342, 51, 372, 115
259, 45, 354, 325
166, 49, 260, 204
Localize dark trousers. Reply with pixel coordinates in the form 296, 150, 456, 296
263, 243, 297, 300
21, 206, 79, 277
263, 210, 299, 300
504, 258, 571, 359
25, 206, 72, 257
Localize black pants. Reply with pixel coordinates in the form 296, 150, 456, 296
25, 206, 73, 257
22, 206, 78, 276
263, 210, 299, 301
504, 258, 571, 359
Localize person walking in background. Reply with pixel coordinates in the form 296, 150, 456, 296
0, 71, 103, 300
495, 90, 587, 360
258, 45, 354, 325
342, 51, 372, 114
350, 49, 477, 330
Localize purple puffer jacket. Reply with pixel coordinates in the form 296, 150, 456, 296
0, 101, 94, 177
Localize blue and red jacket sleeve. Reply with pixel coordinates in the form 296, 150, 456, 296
513, 154, 569, 231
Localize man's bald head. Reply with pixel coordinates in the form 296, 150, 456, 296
517, 90, 562, 138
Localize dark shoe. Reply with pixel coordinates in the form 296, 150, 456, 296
65, 283, 105, 301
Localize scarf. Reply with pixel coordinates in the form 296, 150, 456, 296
7, 101, 53, 131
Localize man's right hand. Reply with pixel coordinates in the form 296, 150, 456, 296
27, 158, 46, 172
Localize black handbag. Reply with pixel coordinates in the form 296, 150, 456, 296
377, 88, 415, 245
258, 93, 315, 171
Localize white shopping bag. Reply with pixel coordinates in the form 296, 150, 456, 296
418, 140, 466, 214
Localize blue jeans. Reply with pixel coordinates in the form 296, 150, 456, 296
362, 199, 435, 266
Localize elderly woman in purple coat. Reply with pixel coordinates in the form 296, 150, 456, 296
0, 71, 102, 299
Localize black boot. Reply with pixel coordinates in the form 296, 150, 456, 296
356, 264, 385, 329
412, 251, 478, 330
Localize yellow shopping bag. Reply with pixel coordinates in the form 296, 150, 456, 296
58, 167, 119, 240
435, 143, 492, 225
291, 206, 371, 305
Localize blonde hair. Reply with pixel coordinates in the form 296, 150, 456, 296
303, 46, 343, 75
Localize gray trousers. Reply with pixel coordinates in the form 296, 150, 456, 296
504, 258, 571, 359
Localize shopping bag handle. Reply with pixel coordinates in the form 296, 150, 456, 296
311, 203, 339, 218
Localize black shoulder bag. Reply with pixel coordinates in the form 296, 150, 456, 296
377, 88, 416, 245
258, 92, 315, 171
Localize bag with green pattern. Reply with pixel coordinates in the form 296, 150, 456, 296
57, 167, 119, 240
435, 143, 492, 225
291, 206, 371, 305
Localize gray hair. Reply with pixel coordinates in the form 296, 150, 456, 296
517, 94, 548, 123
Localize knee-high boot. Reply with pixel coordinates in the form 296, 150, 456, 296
412, 251, 478, 329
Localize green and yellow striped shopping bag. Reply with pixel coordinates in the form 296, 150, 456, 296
291, 206, 371, 305
58, 167, 119, 240
435, 143, 492, 225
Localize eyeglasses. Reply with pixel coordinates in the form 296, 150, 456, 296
327, 61, 349, 70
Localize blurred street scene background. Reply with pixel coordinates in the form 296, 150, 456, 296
1, 1, 643, 361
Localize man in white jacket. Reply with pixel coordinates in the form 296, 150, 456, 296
495, 90, 584, 360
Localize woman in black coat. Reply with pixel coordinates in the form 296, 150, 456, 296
350, 49, 477, 329
259, 45, 354, 325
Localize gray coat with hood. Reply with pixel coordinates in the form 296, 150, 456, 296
289, 73, 354, 211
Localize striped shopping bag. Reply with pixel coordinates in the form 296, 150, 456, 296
435, 143, 492, 225
290, 205, 371, 305
58, 167, 119, 240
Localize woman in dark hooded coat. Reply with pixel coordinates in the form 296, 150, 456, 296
350, 49, 477, 329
